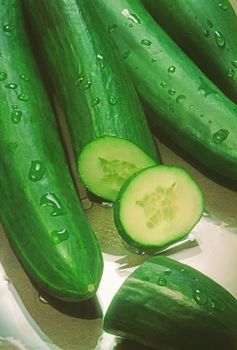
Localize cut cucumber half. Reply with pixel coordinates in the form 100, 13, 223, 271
78, 136, 156, 202
114, 165, 204, 249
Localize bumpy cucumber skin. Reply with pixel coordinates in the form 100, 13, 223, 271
104, 256, 237, 350
93, 0, 237, 183
0, 0, 103, 301
114, 165, 204, 251
22, 0, 159, 197
143, 0, 237, 103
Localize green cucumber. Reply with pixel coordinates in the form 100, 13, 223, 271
93, 0, 237, 183
104, 256, 237, 350
22, 0, 158, 202
0, 0, 103, 302
142, 0, 237, 103
114, 165, 204, 250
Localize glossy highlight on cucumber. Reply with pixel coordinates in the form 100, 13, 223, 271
0, 0, 103, 302
22, 0, 159, 202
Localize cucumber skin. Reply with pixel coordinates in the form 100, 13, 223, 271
143, 0, 237, 103
22, 0, 158, 173
0, 0, 103, 301
93, 0, 237, 183
104, 256, 237, 350
114, 165, 204, 251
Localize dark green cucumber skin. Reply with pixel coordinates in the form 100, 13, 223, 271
22, 0, 158, 166
104, 256, 237, 350
143, 0, 237, 103
0, 0, 103, 302
93, 0, 237, 182
114, 165, 204, 252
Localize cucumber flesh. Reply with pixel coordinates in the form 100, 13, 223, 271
115, 165, 204, 248
79, 136, 156, 201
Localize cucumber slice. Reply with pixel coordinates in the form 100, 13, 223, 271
114, 165, 204, 249
79, 136, 156, 201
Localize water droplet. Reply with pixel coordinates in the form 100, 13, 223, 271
83, 81, 92, 90
168, 66, 176, 73
198, 77, 216, 97
3, 24, 13, 32
51, 228, 69, 245
19, 74, 30, 81
5, 82, 17, 89
231, 60, 237, 68
40, 193, 64, 216
193, 289, 208, 305
122, 50, 131, 59
121, 9, 140, 24
189, 104, 195, 110
97, 54, 107, 68
18, 92, 29, 101
0, 71, 7, 81
207, 20, 214, 28
168, 88, 175, 96
74, 74, 84, 86
91, 97, 100, 107
203, 29, 210, 37
152, 58, 158, 62
108, 24, 118, 34
11, 109, 22, 124
176, 94, 186, 103
213, 128, 229, 144
218, 2, 228, 10
108, 95, 118, 105
214, 30, 225, 47
180, 268, 187, 272
157, 277, 167, 286
81, 197, 93, 210
129, 23, 133, 28
141, 39, 151, 46
101, 201, 114, 208
227, 68, 235, 78
28, 160, 46, 182
160, 81, 167, 88
210, 298, 225, 311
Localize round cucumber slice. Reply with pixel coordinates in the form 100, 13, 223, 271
114, 165, 204, 249
78, 136, 156, 202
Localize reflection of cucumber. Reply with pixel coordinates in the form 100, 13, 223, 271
142, 0, 237, 103
93, 0, 237, 182
0, 0, 103, 301
114, 165, 204, 249
23, 0, 158, 202
104, 256, 237, 350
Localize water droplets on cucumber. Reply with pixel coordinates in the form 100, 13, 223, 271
157, 277, 167, 286
51, 228, 69, 245
74, 74, 85, 86
28, 160, 46, 182
168, 89, 175, 96
40, 193, 65, 216
11, 105, 22, 124
218, 2, 228, 10
81, 197, 93, 210
160, 81, 167, 88
91, 97, 100, 107
198, 77, 216, 97
176, 94, 186, 103
203, 29, 210, 37
97, 54, 107, 69
108, 95, 118, 105
231, 60, 237, 68
214, 30, 225, 47
121, 9, 140, 24
210, 298, 226, 311
193, 289, 208, 305
213, 129, 229, 144
18, 92, 29, 101
141, 39, 152, 46
227, 68, 235, 78
19, 74, 30, 82
3, 24, 13, 32
0, 72, 7, 81
5, 82, 17, 89
83, 80, 92, 90
168, 66, 176, 73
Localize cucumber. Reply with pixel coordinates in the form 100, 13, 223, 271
0, 0, 103, 302
114, 165, 204, 250
142, 0, 237, 103
93, 0, 237, 183
104, 256, 237, 350
22, 0, 159, 202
